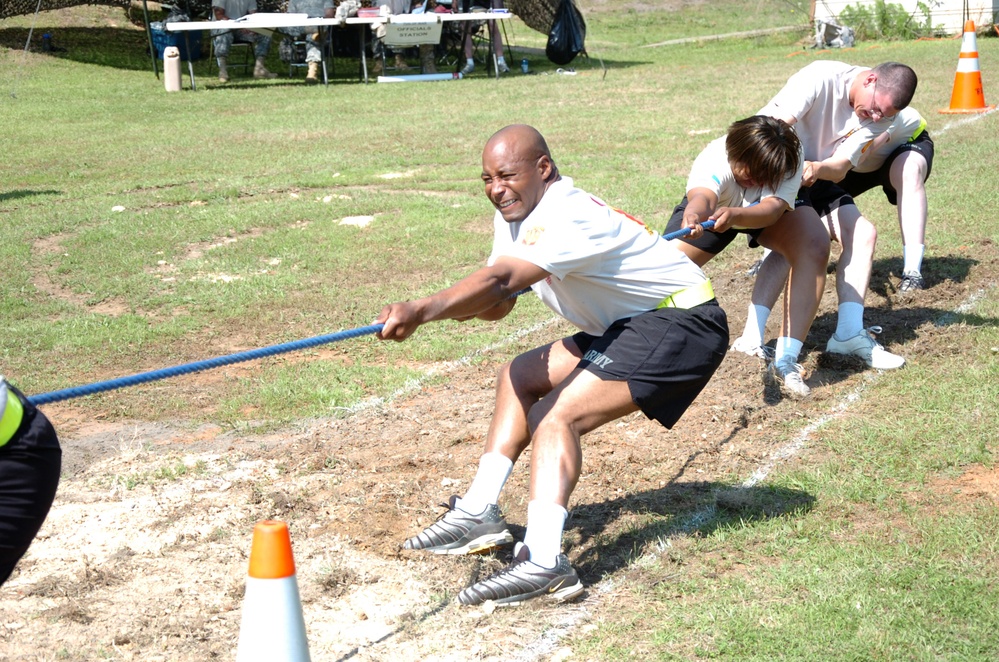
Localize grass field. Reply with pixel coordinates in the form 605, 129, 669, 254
2, 1, 999, 659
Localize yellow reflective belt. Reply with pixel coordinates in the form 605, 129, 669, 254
656, 279, 715, 309
0, 387, 25, 448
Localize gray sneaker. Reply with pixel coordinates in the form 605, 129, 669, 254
403, 496, 513, 555
898, 271, 924, 293
458, 543, 584, 607
768, 355, 810, 399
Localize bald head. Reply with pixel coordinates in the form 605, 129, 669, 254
481, 125, 560, 223
484, 125, 553, 165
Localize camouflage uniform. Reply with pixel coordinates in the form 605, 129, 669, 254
211, 0, 272, 59
287, 0, 334, 63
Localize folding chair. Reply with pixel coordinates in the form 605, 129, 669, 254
284, 32, 330, 85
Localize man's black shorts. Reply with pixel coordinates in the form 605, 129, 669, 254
572, 301, 728, 429
0, 385, 61, 586
662, 195, 807, 255
838, 131, 934, 206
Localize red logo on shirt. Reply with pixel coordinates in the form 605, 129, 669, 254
521, 226, 545, 245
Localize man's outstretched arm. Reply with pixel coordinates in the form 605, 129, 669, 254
376, 256, 549, 341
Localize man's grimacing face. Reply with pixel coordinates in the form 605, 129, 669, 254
481, 142, 551, 224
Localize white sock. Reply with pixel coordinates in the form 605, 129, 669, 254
456, 452, 512, 515
903, 244, 924, 275
741, 304, 771, 346
522, 501, 568, 568
834, 302, 865, 340
465, 57, 474, 67
497, 55, 506, 66
774, 337, 803, 364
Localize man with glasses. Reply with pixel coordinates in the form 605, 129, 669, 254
729, 61, 917, 395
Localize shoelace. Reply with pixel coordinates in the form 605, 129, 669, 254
865, 326, 886, 347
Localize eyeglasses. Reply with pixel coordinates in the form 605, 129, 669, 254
868, 78, 895, 122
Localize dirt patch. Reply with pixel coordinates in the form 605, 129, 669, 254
931, 465, 999, 503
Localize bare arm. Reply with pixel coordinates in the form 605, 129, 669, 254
710, 196, 788, 231
680, 187, 719, 240
803, 156, 853, 186
376, 256, 549, 341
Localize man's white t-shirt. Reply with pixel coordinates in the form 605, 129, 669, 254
686, 135, 803, 212
852, 107, 926, 174
488, 177, 709, 336
758, 60, 892, 166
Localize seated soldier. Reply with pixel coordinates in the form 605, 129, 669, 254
211, 0, 279, 82
371, 0, 438, 75
286, 0, 334, 84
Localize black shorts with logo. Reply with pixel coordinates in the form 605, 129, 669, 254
838, 130, 934, 206
572, 301, 728, 429
0, 384, 62, 586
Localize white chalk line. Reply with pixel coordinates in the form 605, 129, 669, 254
937, 106, 997, 135
513, 285, 991, 661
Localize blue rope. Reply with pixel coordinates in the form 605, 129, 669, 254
664, 219, 715, 241
27, 324, 385, 406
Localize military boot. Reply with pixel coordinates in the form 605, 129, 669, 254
253, 57, 278, 79
305, 61, 320, 84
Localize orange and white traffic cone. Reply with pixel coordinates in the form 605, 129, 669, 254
236, 520, 311, 662
940, 20, 996, 114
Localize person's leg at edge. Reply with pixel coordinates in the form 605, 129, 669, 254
252, 34, 277, 78
490, 0, 508, 72
403, 338, 583, 553
214, 32, 233, 81
734, 250, 786, 351
749, 207, 830, 396
826, 204, 874, 342
520, 366, 639, 568
460, 29, 475, 74
824, 205, 905, 368
892, 151, 928, 280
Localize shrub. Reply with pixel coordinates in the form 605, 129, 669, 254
838, 0, 934, 40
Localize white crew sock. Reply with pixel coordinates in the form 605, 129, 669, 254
496, 55, 506, 66
833, 302, 865, 340
521, 501, 568, 568
456, 452, 513, 515
774, 336, 803, 364
903, 244, 924, 275
465, 57, 474, 68
741, 304, 771, 346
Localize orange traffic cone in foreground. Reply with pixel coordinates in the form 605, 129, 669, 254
236, 520, 311, 661
940, 20, 996, 114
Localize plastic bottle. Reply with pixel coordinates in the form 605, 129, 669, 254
163, 46, 182, 92
521, 58, 529, 74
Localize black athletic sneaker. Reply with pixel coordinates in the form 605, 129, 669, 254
458, 543, 584, 606
403, 496, 514, 555
898, 271, 924, 293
